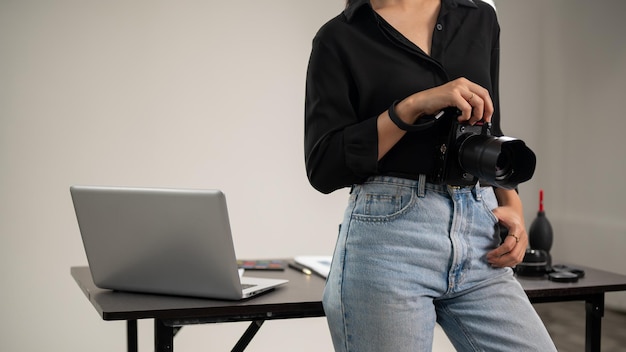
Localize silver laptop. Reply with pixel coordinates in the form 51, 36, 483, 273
70, 185, 288, 300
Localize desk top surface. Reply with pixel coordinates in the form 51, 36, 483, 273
72, 263, 626, 322
516, 264, 626, 299
71, 265, 326, 322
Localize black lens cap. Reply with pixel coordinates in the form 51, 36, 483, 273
552, 265, 586, 278
548, 271, 579, 283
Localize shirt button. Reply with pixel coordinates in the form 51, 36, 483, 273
436, 23, 443, 31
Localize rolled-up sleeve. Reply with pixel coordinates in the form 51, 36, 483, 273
304, 35, 379, 194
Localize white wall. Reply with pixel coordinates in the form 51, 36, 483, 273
497, 0, 626, 310
2, 1, 625, 351
1, 1, 345, 350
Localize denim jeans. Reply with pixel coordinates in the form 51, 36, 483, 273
323, 176, 556, 352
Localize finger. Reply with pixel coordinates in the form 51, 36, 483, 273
487, 236, 521, 267
462, 82, 493, 123
487, 238, 515, 261
466, 92, 484, 125
473, 87, 494, 122
454, 95, 473, 123
445, 78, 492, 123
493, 252, 520, 268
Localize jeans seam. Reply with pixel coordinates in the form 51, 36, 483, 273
438, 303, 482, 352
339, 200, 359, 352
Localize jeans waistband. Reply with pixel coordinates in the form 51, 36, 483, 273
359, 175, 482, 199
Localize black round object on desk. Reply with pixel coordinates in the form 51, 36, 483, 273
548, 271, 579, 283
516, 249, 550, 277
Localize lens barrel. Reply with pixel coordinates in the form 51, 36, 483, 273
458, 135, 536, 189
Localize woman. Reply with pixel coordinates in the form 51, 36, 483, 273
304, 0, 557, 351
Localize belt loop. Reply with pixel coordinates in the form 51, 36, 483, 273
417, 174, 426, 198
473, 181, 481, 200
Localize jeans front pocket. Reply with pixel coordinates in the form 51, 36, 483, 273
351, 183, 415, 221
480, 186, 500, 224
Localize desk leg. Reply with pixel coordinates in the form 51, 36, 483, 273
155, 319, 175, 352
585, 294, 604, 352
127, 320, 138, 352
231, 320, 265, 352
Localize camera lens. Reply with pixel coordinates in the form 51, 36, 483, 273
495, 149, 513, 181
459, 135, 536, 189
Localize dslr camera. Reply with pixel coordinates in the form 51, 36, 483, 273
430, 108, 537, 189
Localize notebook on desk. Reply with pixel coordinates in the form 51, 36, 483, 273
70, 185, 287, 300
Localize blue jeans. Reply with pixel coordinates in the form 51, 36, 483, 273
323, 176, 556, 352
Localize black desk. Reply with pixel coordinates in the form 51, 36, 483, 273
72, 264, 626, 352
71, 266, 326, 352
516, 265, 626, 352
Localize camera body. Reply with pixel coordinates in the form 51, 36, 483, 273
430, 109, 536, 190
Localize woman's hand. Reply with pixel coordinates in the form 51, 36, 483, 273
486, 188, 528, 267
378, 77, 494, 159
397, 77, 494, 126
487, 206, 528, 267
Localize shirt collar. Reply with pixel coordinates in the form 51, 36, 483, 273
344, 0, 478, 22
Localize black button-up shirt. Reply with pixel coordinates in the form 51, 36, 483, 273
305, 0, 502, 194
